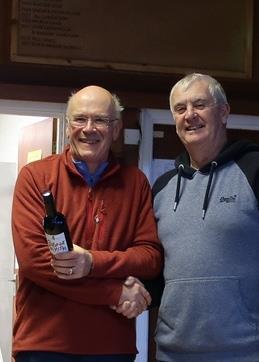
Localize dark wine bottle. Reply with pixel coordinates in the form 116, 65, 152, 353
42, 191, 73, 255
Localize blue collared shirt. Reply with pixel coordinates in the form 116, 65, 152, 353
73, 159, 109, 187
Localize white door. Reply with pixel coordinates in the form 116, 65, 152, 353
0, 162, 17, 362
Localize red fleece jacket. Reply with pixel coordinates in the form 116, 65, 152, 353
12, 147, 162, 356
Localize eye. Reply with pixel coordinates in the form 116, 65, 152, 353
174, 106, 186, 114
94, 117, 107, 125
74, 116, 86, 124
194, 102, 206, 110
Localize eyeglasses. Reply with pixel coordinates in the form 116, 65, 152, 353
68, 115, 116, 129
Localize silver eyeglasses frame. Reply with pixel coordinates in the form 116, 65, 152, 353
67, 115, 117, 129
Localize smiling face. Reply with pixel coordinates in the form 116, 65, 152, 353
66, 86, 122, 172
170, 79, 229, 157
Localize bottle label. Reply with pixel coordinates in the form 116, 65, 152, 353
45, 232, 69, 254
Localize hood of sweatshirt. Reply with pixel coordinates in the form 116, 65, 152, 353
175, 139, 259, 175
172, 140, 259, 219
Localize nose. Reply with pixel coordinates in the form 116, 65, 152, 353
82, 119, 96, 131
185, 105, 197, 120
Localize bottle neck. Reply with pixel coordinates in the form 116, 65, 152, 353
43, 192, 57, 217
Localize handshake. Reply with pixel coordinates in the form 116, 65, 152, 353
110, 276, 151, 319
51, 245, 152, 319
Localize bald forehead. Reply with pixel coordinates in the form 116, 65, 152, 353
76, 85, 112, 99
72, 86, 113, 107
67, 85, 116, 117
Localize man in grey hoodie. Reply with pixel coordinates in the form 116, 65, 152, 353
151, 73, 259, 362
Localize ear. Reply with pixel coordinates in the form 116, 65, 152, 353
112, 119, 123, 141
66, 124, 70, 139
220, 103, 230, 125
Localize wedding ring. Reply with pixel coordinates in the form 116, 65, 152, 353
69, 267, 73, 275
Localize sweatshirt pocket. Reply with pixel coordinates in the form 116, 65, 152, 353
155, 277, 257, 353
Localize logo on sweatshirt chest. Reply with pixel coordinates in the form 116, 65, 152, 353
219, 194, 237, 203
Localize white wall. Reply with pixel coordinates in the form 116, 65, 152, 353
0, 114, 46, 163
0, 162, 16, 362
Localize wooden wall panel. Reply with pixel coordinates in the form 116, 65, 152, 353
10, 0, 253, 79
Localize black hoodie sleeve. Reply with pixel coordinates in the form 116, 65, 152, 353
236, 150, 259, 203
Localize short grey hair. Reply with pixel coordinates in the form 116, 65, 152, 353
169, 73, 228, 109
111, 93, 124, 120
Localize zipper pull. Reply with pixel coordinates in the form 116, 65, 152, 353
88, 188, 93, 201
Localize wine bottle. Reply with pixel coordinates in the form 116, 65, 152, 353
42, 191, 73, 255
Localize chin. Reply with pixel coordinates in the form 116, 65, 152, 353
185, 132, 208, 142
73, 150, 94, 162
81, 154, 96, 162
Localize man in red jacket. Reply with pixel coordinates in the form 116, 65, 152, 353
12, 85, 162, 362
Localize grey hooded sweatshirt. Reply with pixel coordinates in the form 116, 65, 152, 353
151, 140, 259, 362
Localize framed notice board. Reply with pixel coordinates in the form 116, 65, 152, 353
10, 0, 253, 79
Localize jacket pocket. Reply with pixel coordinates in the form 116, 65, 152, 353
155, 277, 257, 353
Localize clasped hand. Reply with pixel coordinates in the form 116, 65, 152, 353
110, 276, 151, 319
